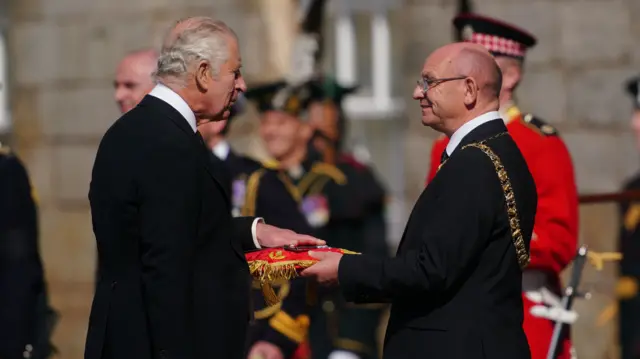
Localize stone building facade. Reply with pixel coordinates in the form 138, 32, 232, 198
5, 0, 640, 357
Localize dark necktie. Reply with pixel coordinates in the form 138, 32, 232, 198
440, 151, 450, 164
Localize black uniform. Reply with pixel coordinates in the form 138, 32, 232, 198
305, 76, 389, 359
308, 153, 389, 359
0, 146, 54, 359
618, 76, 640, 359
338, 119, 537, 359
242, 81, 368, 358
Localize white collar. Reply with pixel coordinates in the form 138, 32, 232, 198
213, 140, 231, 161
445, 111, 500, 155
148, 83, 197, 132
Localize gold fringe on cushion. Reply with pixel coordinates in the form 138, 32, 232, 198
248, 260, 318, 282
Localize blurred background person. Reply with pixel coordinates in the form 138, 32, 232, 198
0, 143, 56, 359
617, 76, 640, 359
113, 48, 158, 114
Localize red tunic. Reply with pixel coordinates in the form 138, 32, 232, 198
425, 105, 578, 359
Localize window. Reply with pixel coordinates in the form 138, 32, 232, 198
325, 0, 407, 248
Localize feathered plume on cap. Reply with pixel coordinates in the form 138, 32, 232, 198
244, 0, 328, 118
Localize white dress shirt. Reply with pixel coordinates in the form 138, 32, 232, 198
213, 140, 231, 161
445, 111, 501, 156
148, 84, 263, 249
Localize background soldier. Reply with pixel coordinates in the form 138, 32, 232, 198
244, 80, 367, 359
425, 14, 579, 359
618, 75, 640, 359
0, 144, 56, 359
305, 76, 388, 359
113, 48, 158, 114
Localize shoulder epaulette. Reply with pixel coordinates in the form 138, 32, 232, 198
338, 154, 367, 171
261, 158, 280, 170
310, 162, 347, 185
522, 114, 558, 137
268, 311, 310, 344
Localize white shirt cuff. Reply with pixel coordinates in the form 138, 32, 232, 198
328, 350, 360, 359
251, 217, 264, 249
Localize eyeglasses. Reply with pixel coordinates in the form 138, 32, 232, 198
416, 76, 467, 93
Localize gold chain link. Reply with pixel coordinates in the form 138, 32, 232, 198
462, 132, 530, 269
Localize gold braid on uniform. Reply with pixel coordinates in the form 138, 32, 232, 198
462, 132, 530, 269
309, 163, 347, 185
241, 169, 266, 217
268, 311, 310, 343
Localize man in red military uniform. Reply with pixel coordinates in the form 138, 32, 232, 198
425, 13, 578, 359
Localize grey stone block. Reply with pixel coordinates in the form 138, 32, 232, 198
51, 144, 97, 203
518, 67, 568, 125
567, 67, 639, 128
11, 21, 59, 85
474, 1, 562, 66
405, 3, 456, 55
404, 133, 432, 199
38, 85, 120, 138
559, 0, 631, 65
562, 130, 628, 193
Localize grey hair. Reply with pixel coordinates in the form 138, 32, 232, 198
154, 18, 237, 87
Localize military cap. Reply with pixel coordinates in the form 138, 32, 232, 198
453, 13, 537, 60
244, 80, 313, 118
625, 76, 640, 109
308, 76, 357, 106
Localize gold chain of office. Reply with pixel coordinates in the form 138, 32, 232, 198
461, 132, 530, 269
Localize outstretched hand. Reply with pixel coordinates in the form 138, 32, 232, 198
300, 251, 343, 286
255, 222, 325, 248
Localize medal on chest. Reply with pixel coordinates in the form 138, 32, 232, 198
231, 177, 247, 217
300, 194, 330, 228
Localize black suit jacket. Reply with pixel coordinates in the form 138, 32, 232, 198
85, 95, 258, 359
338, 119, 537, 359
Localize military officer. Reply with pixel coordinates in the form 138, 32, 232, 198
305, 75, 388, 359
425, 14, 579, 359
0, 144, 54, 359
243, 80, 367, 359
618, 75, 640, 359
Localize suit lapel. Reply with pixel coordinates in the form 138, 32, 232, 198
397, 119, 507, 253
195, 133, 231, 205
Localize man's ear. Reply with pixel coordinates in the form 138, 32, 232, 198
299, 122, 314, 142
463, 77, 478, 106
195, 61, 211, 92
502, 64, 522, 93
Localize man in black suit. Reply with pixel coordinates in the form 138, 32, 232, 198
302, 42, 537, 359
85, 17, 324, 359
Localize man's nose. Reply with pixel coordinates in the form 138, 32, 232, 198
237, 76, 247, 93
412, 84, 424, 100
114, 86, 127, 101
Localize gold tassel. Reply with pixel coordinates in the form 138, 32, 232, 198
261, 282, 280, 307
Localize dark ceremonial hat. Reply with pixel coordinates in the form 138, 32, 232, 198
244, 81, 313, 118
453, 13, 537, 60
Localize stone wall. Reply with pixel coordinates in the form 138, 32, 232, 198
6, 0, 640, 357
